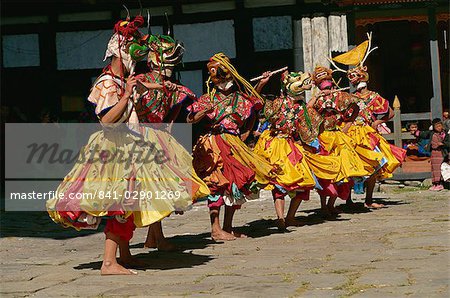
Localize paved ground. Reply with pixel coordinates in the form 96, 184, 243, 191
0, 186, 449, 297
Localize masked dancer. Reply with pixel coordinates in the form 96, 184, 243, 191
254, 70, 342, 228
187, 53, 275, 241
330, 33, 406, 208
307, 66, 379, 216
135, 28, 210, 250
47, 14, 199, 275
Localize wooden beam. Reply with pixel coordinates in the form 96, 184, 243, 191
38, 13, 60, 114
428, 6, 444, 119
392, 95, 403, 148
383, 132, 416, 141
385, 112, 431, 122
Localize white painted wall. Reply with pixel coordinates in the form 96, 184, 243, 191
2, 34, 40, 68
55, 27, 162, 70
174, 20, 236, 63
178, 70, 204, 98
56, 30, 111, 70
253, 16, 293, 52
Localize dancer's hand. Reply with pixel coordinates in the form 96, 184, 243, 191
371, 119, 383, 130
187, 107, 213, 123
134, 74, 146, 81
342, 122, 352, 134
255, 71, 272, 93
164, 81, 178, 91
259, 71, 272, 85
124, 75, 137, 99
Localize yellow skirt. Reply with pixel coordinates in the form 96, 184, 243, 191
193, 133, 274, 192
254, 130, 315, 190
318, 130, 375, 181
297, 146, 342, 182
149, 129, 210, 200
346, 125, 405, 179
47, 127, 209, 230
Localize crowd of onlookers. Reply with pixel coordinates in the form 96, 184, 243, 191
403, 111, 450, 158
402, 111, 450, 190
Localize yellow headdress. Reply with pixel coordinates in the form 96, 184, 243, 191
327, 32, 378, 86
327, 32, 378, 72
206, 53, 264, 103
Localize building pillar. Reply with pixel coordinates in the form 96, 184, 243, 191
428, 6, 443, 119
293, 19, 304, 72
234, 0, 254, 77
39, 13, 59, 115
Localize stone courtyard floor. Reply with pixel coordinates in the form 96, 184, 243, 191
1, 187, 449, 297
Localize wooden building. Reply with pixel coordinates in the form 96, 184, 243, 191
1, 0, 448, 122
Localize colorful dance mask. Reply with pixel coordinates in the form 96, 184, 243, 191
330, 32, 378, 90
347, 65, 369, 87
281, 71, 313, 97
312, 66, 333, 90
207, 54, 234, 91
147, 34, 185, 77
104, 15, 148, 72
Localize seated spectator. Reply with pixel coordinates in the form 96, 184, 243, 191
404, 121, 431, 157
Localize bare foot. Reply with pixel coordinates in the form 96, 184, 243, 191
143, 240, 157, 249
118, 257, 147, 269
144, 238, 178, 251
211, 230, 236, 241
231, 231, 248, 238
101, 261, 137, 275
364, 202, 385, 209
276, 218, 287, 231
144, 230, 157, 249
223, 227, 248, 238
285, 218, 305, 227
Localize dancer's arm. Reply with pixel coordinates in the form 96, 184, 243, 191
100, 76, 137, 123
241, 113, 256, 142
254, 71, 272, 94
187, 109, 210, 123
341, 122, 353, 134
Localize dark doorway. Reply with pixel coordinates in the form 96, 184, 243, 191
356, 20, 434, 113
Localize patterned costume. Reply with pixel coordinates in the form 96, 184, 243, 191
188, 53, 274, 207
254, 71, 341, 200
309, 66, 379, 199
312, 67, 376, 179
46, 17, 202, 241
331, 33, 406, 179
136, 33, 209, 202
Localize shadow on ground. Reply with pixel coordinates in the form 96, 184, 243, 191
372, 198, 408, 206
301, 199, 408, 215
130, 232, 215, 251
0, 211, 101, 239
0, 200, 407, 239
241, 212, 350, 238
73, 250, 214, 271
